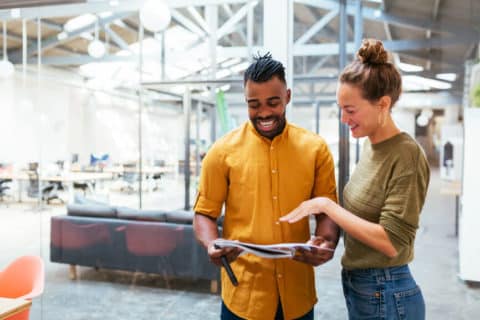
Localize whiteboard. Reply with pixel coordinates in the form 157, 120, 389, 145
459, 108, 480, 281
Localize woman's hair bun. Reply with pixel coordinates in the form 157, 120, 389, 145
357, 39, 388, 64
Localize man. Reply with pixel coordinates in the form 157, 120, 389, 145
193, 53, 339, 320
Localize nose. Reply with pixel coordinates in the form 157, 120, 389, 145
256, 105, 273, 119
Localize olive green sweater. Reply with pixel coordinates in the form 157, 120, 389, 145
342, 132, 430, 270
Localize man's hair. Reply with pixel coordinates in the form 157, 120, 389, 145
243, 52, 286, 85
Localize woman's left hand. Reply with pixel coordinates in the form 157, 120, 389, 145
280, 197, 334, 223
292, 235, 336, 266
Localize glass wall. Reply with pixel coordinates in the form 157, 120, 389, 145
0, 0, 479, 319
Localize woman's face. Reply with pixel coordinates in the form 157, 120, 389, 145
336, 82, 387, 139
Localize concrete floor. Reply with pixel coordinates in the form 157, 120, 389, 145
1, 169, 479, 319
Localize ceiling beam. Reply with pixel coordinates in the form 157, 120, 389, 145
294, 9, 338, 46
0, 0, 253, 20
217, 1, 258, 40
9, 12, 131, 63
171, 8, 207, 37
104, 24, 130, 51
187, 6, 209, 33
295, 0, 478, 38
293, 36, 477, 57
40, 19, 63, 31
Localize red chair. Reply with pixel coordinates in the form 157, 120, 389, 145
51, 221, 111, 249
51, 221, 111, 279
0, 256, 45, 320
125, 223, 184, 287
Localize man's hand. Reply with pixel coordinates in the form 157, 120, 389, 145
292, 236, 336, 266
207, 239, 243, 266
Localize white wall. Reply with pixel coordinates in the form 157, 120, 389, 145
0, 71, 186, 169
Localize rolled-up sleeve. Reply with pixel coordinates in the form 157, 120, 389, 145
193, 145, 228, 219
312, 141, 337, 203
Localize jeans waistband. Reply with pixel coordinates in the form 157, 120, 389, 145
342, 264, 412, 281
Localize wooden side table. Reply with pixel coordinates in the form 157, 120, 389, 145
0, 298, 32, 320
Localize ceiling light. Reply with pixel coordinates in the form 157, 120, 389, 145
373, 9, 382, 18
57, 31, 68, 40
88, 40, 106, 58
140, 0, 171, 32
416, 114, 429, 127
231, 62, 250, 73
64, 14, 96, 32
88, 18, 106, 59
0, 60, 15, 79
398, 62, 424, 72
421, 109, 434, 119
436, 73, 457, 82
10, 9, 20, 18
220, 84, 231, 92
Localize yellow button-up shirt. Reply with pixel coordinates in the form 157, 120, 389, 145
194, 121, 337, 320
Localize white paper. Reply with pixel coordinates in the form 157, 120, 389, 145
213, 239, 334, 259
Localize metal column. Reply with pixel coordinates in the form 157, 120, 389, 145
338, 0, 350, 205
183, 87, 192, 210
354, 0, 363, 164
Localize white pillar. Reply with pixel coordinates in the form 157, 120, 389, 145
263, 0, 293, 101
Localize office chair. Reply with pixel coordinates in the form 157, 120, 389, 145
120, 163, 138, 194
0, 179, 12, 201
0, 255, 45, 320
26, 163, 63, 204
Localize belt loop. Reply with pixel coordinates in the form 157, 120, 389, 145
384, 267, 391, 281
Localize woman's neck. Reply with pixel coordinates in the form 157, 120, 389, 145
369, 117, 401, 144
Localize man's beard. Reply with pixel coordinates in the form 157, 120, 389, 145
251, 113, 286, 139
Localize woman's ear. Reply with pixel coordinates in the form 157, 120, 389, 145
378, 95, 392, 112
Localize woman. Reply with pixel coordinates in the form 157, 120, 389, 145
281, 39, 430, 320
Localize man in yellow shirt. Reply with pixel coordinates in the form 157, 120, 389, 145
193, 53, 339, 320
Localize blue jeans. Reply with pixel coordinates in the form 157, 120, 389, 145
221, 301, 314, 320
342, 265, 425, 320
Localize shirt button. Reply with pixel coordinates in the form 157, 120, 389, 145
273, 196, 278, 200
277, 274, 283, 278
270, 146, 274, 150
271, 169, 276, 174
275, 221, 280, 225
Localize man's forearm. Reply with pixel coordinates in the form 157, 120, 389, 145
193, 213, 220, 249
315, 214, 340, 246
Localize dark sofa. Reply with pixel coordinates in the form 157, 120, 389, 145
50, 204, 221, 292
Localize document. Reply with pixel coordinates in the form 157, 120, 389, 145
213, 239, 334, 259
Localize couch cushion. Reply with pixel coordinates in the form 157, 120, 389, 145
165, 210, 194, 224
116, 206, 167, 222
67, 204, 117, 218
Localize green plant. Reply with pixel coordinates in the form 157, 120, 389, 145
472, 84, 480, 108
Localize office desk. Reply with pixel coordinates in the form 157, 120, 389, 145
0, 298, 31, 320
440, 180, 461, 236
0, 171, 115, 202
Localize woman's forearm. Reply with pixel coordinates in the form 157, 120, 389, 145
324, 200, 398, 258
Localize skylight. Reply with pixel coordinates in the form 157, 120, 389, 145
403, 75, 452, 91
64, 14, 96, 32
398, 62, 424, 72
436, 73, 457, 82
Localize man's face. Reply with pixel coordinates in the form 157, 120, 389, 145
245, 76, 291, 139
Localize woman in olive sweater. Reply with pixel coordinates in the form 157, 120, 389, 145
281, 39, 430, 320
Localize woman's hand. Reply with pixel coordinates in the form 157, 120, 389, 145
280, 197, 335, 223
292, 236, 336, 266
